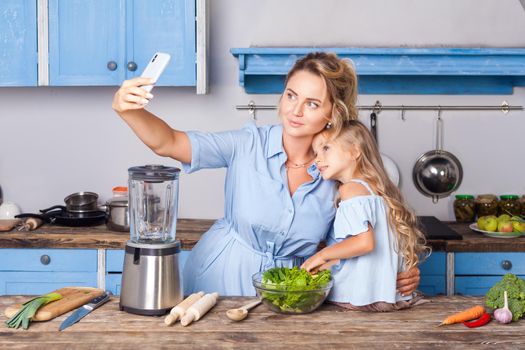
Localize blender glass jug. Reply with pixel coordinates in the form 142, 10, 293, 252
128, 165, 180, 243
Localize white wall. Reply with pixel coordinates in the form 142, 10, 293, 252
1, 0, 524, 220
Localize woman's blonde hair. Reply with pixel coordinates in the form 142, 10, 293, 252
285, 52, 359, 129
320, 120, 430, 269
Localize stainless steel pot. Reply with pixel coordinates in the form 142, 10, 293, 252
105, 197, 129, 232
412, 115, 463, 203
64, 192, 99, 213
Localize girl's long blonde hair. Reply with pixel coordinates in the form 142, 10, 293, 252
321, 120, 430, 269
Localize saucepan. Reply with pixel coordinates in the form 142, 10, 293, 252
412, 113, 463, 203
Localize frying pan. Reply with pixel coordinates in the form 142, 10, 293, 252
370, 112, 400, 186
16, 207, 106, 227
412, 115, 463, 203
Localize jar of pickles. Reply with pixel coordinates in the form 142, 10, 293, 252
498, 195, 521, 216
475, 194, 498, 217
453, 195, 476, 222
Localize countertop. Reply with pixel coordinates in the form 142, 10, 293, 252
1, 295, 523, 349
0, 219, 524, 252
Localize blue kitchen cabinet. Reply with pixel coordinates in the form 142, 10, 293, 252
418, 252, 446, 296
48, 0, 196, 86
0, 0, 38, 86
105, 249, 190, 296
455, 252, 525, 296
0, 249, 98, 295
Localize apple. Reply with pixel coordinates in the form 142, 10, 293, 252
498, 214, 511, 223
477, 216, 488, 230
484, 216, 498, 232
511, 217, 525, 233
498, 220, 514, 233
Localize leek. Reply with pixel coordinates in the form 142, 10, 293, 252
5, 292, 62, 329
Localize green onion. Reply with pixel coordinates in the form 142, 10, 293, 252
5, 292, 62, 330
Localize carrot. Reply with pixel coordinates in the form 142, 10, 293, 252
439, 305, 485, 326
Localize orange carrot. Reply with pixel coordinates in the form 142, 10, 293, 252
439, 305, 485, 326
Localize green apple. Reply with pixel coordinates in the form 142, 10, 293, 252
484, 216, 498, 232
498, 220, 514, 233
511, 217, 525, 233
498, 214, 511, 223
477, 216, 487, 230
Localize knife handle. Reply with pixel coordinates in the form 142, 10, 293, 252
85, 292, 111, 310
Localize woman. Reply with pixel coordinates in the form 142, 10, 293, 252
112, 52, 421, 296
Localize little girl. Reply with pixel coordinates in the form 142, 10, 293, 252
301, 120, 430, 311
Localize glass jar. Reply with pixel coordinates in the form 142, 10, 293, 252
475, 194, 498, 217
453, 195, 476, 222
498, 195, 521, 216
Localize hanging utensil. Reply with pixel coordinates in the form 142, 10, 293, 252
412, 110, 463, 203
370, 111, 400, 186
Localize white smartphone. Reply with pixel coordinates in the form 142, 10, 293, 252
140, 52, 171, 92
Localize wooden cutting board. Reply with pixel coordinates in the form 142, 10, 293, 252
0, 219, 21, 232
3, 287, 105, 321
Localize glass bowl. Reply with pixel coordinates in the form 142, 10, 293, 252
252, 271, 333, 314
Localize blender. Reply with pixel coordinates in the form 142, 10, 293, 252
119, 165, 183, 315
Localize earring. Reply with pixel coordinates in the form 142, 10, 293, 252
326, 122, 332, 129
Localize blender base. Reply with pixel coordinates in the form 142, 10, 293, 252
119, 304, 172, 316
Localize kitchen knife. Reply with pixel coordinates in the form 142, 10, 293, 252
59, 291, 111, 331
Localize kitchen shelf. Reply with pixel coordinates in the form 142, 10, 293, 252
230, 47, 525, 95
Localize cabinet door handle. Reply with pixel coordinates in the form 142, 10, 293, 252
107, 61, 118, 71
127, 61, 137, 72
501, 260, 512, 270
40, 255, 51, 265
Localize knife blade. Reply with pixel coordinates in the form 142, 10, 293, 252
59, 291, 111, 331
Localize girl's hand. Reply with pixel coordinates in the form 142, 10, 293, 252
112, 77, 155, 113
396, 266, 420, 296
301, 253, 327, 273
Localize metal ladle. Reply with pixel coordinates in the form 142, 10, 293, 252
226, 299, 262, 322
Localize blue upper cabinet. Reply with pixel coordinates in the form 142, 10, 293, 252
0, 0, 37, 86
127, 0, 196, 86
48, 0, 125, 85
48, 0, 196, 86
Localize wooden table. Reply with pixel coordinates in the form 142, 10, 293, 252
1, 296, 523, 349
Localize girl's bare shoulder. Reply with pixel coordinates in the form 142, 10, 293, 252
339, 181, 371, 201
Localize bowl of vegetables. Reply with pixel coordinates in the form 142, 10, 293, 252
252, 267, 333, 314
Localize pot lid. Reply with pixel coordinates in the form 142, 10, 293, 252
128, 165, 180, 181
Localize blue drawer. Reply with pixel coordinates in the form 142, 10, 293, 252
106, 250, 125, 272
0, 249, 97, 272
455, 275, 525, 296
419, 252, 446, 275
419, 275, 446, 296
455, 253, 525, 275
0, 271, 98, 295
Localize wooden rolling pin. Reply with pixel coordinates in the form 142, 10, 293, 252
164, 291, 205, 326
180, 292, 219, 327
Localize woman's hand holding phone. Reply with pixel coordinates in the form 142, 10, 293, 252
112, 52, 171, 113
112, 77, 155, 113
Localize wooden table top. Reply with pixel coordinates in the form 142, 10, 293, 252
0, 219, 524, 252
1, 295, 523, 349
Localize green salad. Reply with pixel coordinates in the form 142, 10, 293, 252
259, 267, 332, 313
